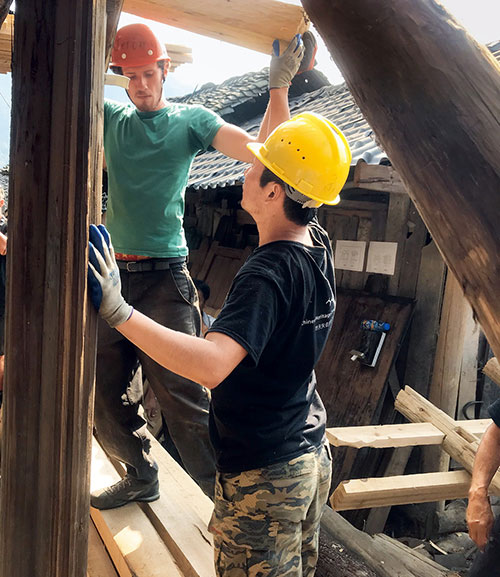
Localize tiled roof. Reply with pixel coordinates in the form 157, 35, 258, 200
188, 82, 386, 190
172, 68, 330, 125
489, 40, 500, 62
172, 69, 270, 116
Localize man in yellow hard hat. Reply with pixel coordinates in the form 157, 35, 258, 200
93, 23, 307, 509
88, 112, 351, 576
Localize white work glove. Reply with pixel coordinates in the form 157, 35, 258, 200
269, 34, 305, 89
88, 224, 133, 328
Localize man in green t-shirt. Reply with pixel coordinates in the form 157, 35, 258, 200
92, 22, 307, 509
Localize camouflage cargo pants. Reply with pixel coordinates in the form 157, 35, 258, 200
208, 443, 332, 577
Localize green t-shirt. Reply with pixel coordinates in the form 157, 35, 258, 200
103, 100, 225, 257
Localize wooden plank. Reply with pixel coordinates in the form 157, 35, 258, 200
393, 203, 427, 299
122, 0, 309, 55
483, 357, 500, 387
91, 440, 184, 577
326, 419, 491, 449
403, 240, 446, 397
385, 190, 411, 296
395, 386, 500, 494
87, 519, 119, 577
331, 469, 500, 511
198, 242, 251, 311
0, 2, 104, 576
424, 272, 471, 476
429, 273, 471, 418
327, 422, 444, 449
107, 433, 215, 577
302, 0, 500, 362
139, 435, 216, 577
353, 161, 406, 194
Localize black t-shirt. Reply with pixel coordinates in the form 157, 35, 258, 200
489, 399, 500, 427
207, 220, 335, 473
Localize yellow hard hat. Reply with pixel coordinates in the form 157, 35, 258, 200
247, 112, 351, 206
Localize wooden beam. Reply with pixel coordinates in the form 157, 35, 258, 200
484, 357, 500, 387
105, 1, 124, 67
321, 506, 460, 577
301, 0, 500, 362
331, 469, 500, 512
403, 239, 446, 397
424, 272, 472, 476
122, 0, 309, 54
326, 419, 490, 449
327, 422, 444, 448
395, 386, 500, 493
87, 520, 119, 577
0, 1, 104, 576
354, 161, 406, 194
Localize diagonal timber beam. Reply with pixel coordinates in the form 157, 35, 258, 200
122, 0, 309, 54
302, 0, 500, 361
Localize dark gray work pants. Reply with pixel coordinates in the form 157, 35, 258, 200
469, 515, 500, 577
93, 262, 216, 498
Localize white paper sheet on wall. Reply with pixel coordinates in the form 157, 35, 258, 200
335, 240, 366, 272
366, 241, 398, 275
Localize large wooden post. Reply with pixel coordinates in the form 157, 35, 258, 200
301, 0, 500, 360
0, 1, 105, 576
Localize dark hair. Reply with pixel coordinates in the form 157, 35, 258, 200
110, 60, 168, 80
259, 167, 317, 226
193, 278, 210, 301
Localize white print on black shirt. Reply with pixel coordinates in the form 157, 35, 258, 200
301, 310, 334, 331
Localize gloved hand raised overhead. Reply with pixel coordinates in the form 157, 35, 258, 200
88, 224, 133, 328
269, 34, 305, 89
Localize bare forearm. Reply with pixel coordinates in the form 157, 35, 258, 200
116, 309, 244, 389
467, 422, 500, 549
470, 423, 500, 496
257, 87, 290, 142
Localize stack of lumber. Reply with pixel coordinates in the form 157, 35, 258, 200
166, 43, 193, 72
328, 389, 499, 512
90, 435, 215, 577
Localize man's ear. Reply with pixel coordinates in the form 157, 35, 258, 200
267, 182, 283, 201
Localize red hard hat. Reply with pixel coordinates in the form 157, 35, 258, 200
110, 24, 170, 68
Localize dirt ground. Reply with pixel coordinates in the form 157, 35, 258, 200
316, 531, 378, 577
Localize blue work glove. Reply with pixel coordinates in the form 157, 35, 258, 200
269, 34, 305, 89
88, 224, 133, 328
